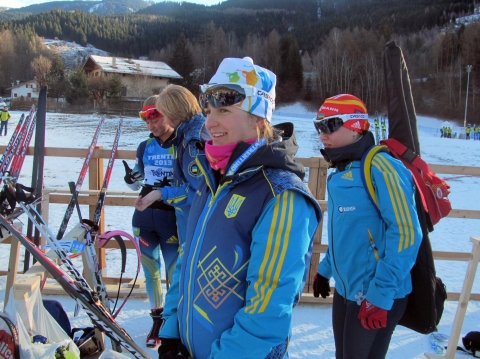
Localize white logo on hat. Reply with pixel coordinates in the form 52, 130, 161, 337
351, 121, 362, 129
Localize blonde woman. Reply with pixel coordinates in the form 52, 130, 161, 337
156, 58, 321, 359
122, 95, 178, 347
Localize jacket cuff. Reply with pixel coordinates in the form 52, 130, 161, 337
159, 312, 180, 339
317, 260, 332, 279
366, 280, 394, 310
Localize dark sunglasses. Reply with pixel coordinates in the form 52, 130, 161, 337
139, 108, 162, 121
198, 84, 249, 109
199, 83, 274, 110
313, 116, 344, 134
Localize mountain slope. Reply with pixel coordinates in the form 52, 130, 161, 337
0, 0, 150, 20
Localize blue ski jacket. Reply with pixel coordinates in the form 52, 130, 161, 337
318, 137, 422, 310
159, 114, 213, 243
160, 123, 322, 359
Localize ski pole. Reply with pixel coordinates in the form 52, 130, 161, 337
92, 118, 123, 226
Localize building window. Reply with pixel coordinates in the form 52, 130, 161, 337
27, 93, 31, 98
14, 93, 17, 98
95, 72, 99, 77
121, 86, 127, 96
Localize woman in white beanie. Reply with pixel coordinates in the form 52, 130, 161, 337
155, 57, 322, 359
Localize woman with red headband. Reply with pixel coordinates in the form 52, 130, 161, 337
122, 95, 179, 348
312, 94, 422, 359
134, 85, 212, 246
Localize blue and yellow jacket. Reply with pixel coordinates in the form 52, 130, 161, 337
160, 123, 322, 359
159, 114, 213, 243
318, 136, 421, 310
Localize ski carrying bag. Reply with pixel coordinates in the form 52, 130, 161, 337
379, 39, 448, 334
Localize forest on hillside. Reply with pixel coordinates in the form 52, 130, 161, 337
0, 0, 479, 122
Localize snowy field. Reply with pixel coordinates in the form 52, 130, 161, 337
0, 102, 479, 358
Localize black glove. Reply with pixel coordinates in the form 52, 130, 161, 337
158, 339, 191, 359
313, 273, 330, 298
153, 176, 172, 189
122, 160, 143, 184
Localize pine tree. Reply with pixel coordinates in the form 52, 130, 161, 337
65, 69, 89, 105
47, 55, 68, 101
278, 33, 303, 101
168, 33, 196, 93
107, 74, 122, 99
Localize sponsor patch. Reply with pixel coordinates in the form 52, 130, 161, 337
166, 235, 178, 244
351, 121, 362, 129
338, 206, 356, 213
341, 171, 353, 181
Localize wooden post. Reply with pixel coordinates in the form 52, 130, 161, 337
304, 157, 328, 293
12, 276, 41, 330
4, 232, 21, 309
85, 146, 106, 352
424, 236, 480, 359
88, 146, 106, 274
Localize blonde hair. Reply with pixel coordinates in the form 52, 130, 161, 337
248, 113, 275, 142
156, 85, 201, 123
143, 95, 159, 107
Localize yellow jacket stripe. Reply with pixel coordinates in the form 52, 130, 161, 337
245, 191, 294, 314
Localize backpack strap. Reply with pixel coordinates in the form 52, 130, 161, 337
380, 138, 429, 213
360, 145, 389, 218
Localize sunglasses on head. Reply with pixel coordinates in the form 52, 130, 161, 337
198, 83, 273, 109
313, 113, 369, 134
139, 108, 162, 121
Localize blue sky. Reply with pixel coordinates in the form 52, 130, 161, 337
3, 0, 225, 9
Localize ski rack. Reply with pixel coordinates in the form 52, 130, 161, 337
0, 198, 151, 359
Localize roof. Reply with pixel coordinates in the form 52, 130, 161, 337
8, 80, 37, 90
86, 55, 182, 79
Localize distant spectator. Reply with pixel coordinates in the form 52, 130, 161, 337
0, 106, 11, 136
466, 124, 472, 140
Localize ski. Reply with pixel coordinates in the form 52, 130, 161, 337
0, 113, 24, 169
0, 105, 35, 172
25, 86, 47, 271
0, 214, 151, 359
382, 40, 443, 334
57, 115, 106, 240
0, 109, 35, 183
93, 118, 123, 226
9, 113, 36, 180
70, 118, 123, 351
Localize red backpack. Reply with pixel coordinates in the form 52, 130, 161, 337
362, 138, 451, 228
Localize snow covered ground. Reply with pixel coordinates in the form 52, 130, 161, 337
0, 102, 479, 358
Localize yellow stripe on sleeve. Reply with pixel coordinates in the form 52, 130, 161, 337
245, 191, 292, 314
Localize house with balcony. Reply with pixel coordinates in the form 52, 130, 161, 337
82, 55, 182, 100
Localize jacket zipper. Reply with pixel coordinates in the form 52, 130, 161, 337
328, 177, 347, 302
